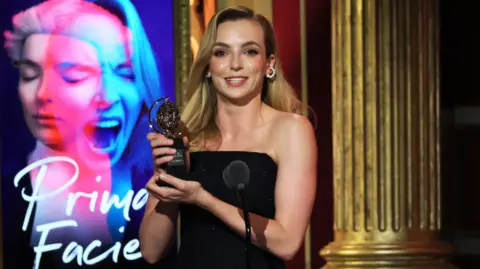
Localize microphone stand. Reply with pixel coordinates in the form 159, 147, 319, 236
237, 183, 251, 269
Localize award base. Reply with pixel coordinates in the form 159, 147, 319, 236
157, 137, 188, 188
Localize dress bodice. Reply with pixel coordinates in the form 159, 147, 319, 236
177, 151, 285, 269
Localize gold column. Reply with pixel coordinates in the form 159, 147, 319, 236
321, 0, 454, 268
174, 0, 193, 106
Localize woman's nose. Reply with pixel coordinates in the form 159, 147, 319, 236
230, 55, 243, 71
94, 74, 121, 110
35, 76, 53, 106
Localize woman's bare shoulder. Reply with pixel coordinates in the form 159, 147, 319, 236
270, 111, 314, 134
267, 111, 316, 160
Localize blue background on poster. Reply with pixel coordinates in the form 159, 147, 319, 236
0, 0, 176, 268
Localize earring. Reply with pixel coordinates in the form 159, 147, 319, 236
266, 67, 276, 79
206, 72, 211, 78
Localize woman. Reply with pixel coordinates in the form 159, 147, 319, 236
2, 0, 176, 268
140, 6, 317, 269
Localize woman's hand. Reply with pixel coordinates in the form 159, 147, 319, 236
145, 172, 203, 204
147, 133, 189, 171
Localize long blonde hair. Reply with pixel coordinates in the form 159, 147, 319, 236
181, 5, 305, 151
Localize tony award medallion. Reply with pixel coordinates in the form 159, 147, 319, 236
149, 97, 188, 185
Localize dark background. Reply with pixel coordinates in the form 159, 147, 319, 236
440, 0, 480, 268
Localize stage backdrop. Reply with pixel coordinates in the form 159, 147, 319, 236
0, 0, 191, 268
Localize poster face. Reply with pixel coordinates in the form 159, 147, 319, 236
0, 0, 181, 268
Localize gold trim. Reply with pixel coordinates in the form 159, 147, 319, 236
299, 0, 311, 268
174, 0, 193, 107
173, 0, 192, 251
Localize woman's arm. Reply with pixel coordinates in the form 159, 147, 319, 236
139, 133, 184, 264
139, 187, 179, 263
195, 114, 317, 260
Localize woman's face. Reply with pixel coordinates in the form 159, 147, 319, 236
208, 19, 274, 103
18, 13, 141, 168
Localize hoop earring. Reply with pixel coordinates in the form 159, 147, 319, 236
266, 67, 276, 79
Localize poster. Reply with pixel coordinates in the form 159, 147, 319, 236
0, 0, 187, 268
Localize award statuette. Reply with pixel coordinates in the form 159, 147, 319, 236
148, 97, 188, 185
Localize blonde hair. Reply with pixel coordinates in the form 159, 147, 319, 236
181, 5, 305, 151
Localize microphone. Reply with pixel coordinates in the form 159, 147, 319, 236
223, 160, 250, 190
223, 160, 251, 269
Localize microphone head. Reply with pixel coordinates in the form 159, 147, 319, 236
223, 160, 250, 190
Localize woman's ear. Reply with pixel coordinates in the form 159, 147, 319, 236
267, 54, 276, 69
265, 54, 276, 74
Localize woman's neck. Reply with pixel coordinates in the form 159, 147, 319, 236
215, 94, 265, 139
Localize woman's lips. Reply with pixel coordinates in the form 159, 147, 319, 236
33, 114, 63, 126
225, 76, 248, 87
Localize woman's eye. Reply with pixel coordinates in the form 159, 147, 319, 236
115, 64, 136, 81
19, 66, 41, 82
56, 63, 95, 84
14, 60, 42, 82
213, 50, 227, 57
246, 49, 259, 55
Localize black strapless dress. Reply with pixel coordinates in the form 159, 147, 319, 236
176, 151, 285, 269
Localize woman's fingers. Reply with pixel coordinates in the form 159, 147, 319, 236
155, 155, 174, 165
145, 174, 183, 203
152, 147, 176, 157
148, 133, 174, 148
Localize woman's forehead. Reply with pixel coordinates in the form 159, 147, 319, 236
55, 13, 131, 49
22, 34, 99, 64
215, 20, 264, 45
23, 30, 131, 66
20, 13, 134, 64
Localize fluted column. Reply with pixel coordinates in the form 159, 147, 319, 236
174, 0, 193, 106
320, 0, 454, 268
